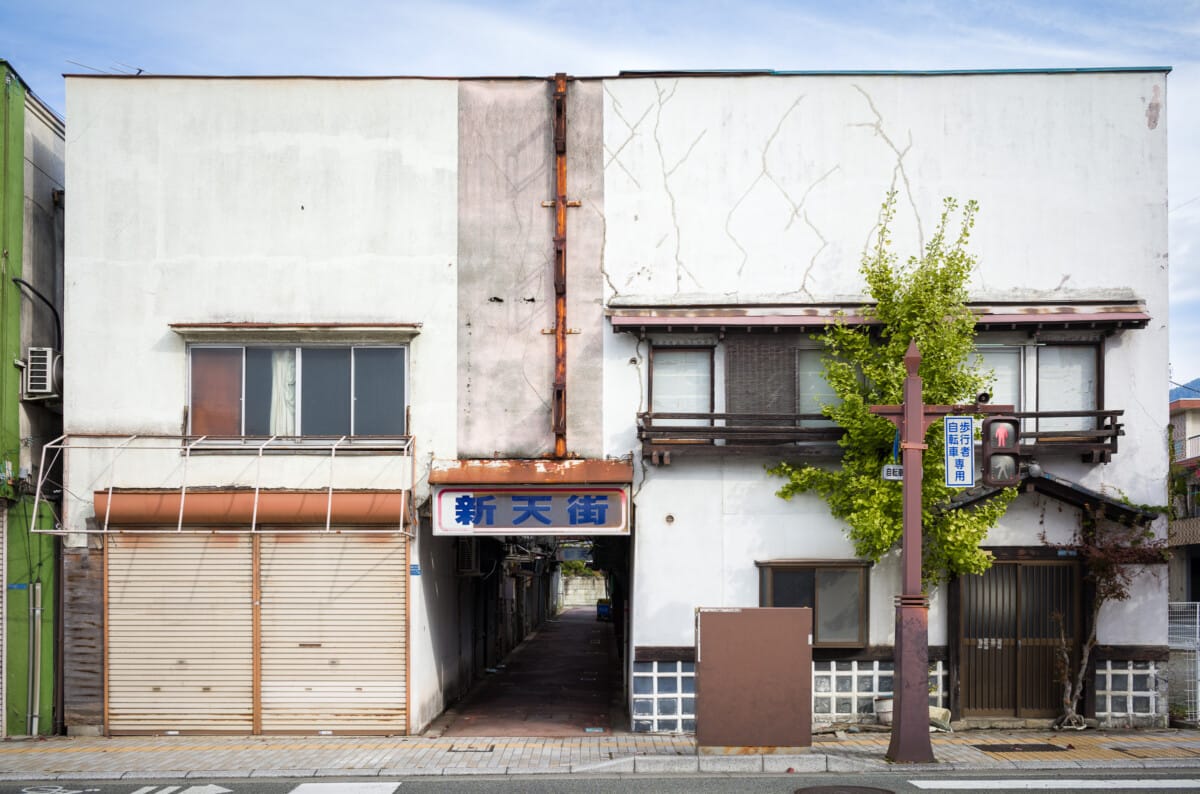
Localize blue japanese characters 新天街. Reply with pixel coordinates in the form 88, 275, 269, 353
433, 486, 629, 535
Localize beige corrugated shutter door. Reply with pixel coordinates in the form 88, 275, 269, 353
108, 534, 253, 733
260, 534, 407, 733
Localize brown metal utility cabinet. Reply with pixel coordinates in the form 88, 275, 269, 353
695, 607, 812, 751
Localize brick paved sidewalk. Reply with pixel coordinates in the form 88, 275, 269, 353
1, 728, 1199, 781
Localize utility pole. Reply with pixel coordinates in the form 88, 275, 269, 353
869, 342, 1011, 763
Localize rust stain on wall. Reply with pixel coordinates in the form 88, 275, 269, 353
429, 457, 632, 484
1146, 85, 1162, 130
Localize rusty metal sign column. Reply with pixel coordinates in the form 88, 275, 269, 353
870, 342, 1014, 763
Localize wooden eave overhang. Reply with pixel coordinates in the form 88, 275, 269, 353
170, 322, 422, 343
607, 301, 1150, 334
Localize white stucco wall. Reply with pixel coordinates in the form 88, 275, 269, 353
602, 71, 1169, 652
63, 76, 461, 731
64, 77, 458, 461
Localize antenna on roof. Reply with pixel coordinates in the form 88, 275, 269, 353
114, 62, 145, 76
66, 60, 108, 74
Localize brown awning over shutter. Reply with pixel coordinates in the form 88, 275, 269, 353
94, 489, 404, 525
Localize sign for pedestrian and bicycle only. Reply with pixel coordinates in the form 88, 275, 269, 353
943, 415, 975, 488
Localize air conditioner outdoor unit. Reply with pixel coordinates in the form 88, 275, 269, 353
455, 537, 481, 576
22, 347, 63, 400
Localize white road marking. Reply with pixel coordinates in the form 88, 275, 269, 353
288, 784, 400, 794
910, 780, 1200, 790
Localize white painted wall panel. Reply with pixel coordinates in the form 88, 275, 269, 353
63, 77, 459, 520
607, 72, 1169, 652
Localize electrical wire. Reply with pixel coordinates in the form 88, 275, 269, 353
10, 277, 62, 350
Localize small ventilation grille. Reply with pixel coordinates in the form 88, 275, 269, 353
456, 538, 480, 575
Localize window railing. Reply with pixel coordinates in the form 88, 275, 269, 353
639, 408, 1124, 464
1013, 409, 1124, 463
638, 411, 844, 462
30, 433, 415, 535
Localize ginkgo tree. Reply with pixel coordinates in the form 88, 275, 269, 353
769, 193, 1016, 585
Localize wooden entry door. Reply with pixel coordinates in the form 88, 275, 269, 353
959, 560, 1079, 717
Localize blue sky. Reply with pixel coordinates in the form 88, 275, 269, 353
3, 0, 1198, 381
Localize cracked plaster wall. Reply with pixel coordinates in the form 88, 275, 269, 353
457, 81, 604, 458
601, 73, 1167, 308
603, 72, 1170, 650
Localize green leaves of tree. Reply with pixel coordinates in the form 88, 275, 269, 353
769, 193, 1015, 585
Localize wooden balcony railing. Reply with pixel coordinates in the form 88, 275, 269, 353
1012, 409, 1124, 463
638, 409, 1124, 464
638, 412, 844, 463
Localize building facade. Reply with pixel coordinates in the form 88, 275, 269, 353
599, 69, 1170, 730
53, 67, 1169, 736
1169, 397, 1200, 601
58, 74, 629, 736
1, 61, 64, 738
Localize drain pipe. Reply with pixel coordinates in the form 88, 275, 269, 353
551, 73, 569, 458
26, 580, 42, 735
542, 73, 579, 458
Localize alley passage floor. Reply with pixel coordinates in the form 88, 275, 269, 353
431, 606, 622, 738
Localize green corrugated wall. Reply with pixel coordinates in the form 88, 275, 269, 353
2, 61, 58, 737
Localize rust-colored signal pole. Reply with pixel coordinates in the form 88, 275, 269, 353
870, 341, 1011, 763
870, 342, 937, 764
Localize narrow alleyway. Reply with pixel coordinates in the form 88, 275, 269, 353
430, 605, 623, 737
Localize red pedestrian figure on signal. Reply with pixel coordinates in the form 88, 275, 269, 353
993, 423, 1010, 446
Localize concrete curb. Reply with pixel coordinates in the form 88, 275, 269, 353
6, 733, 1200, 782
250, 768, 319, 777
315, 767, 382, 777
8, 754, 1200, 782
698, 755, 764, 773
763, 754, 827, 773
378, 766, 444, 776
56, 770, 127, 780
632, 755, 700, 773
569, 756, 634, 773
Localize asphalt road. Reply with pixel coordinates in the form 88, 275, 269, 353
5, 771, 1200, 794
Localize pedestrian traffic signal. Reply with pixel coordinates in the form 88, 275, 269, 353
981, 416, 1022, 487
